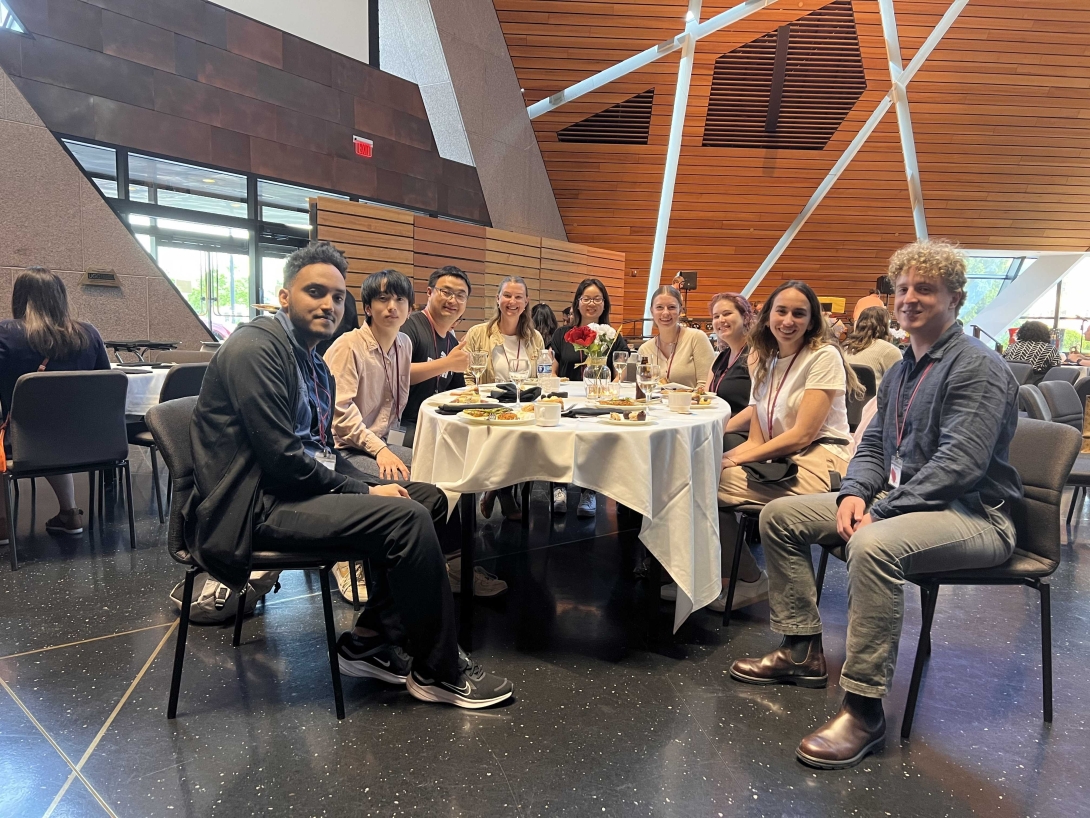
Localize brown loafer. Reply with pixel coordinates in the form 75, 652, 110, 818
796, 705, 886, 770
729, 640, 827, 688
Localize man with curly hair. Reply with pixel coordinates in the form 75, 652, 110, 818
729, 240, 1023, 769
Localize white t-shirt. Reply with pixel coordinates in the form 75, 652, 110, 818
491, 334, 524, 381
750, 344, 852, 461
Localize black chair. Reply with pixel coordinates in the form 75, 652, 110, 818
1005, 361, 1033, 385
814, 419, 1080, 738
1041, 366, 1081, 385
1064, 454, 1090, 526
146, 396, 357, 720
1, 371, 135, 570
847, 365, 877, 432
721, 504, 764, 627
1018, 385, 1051, 421
1038, 380, 1084, 429
128, 363, 208, 523
1074, 376, 1090, 410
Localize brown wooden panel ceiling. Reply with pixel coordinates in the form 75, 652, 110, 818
495, 0, 1090, 321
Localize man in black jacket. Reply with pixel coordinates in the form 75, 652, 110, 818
184, 241, 512, 709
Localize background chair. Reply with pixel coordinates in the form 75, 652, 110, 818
1074, 376, 1090, 410
128, 363, 208, 523
146, 397, 354, 720
847, 365, 877, 432
1018, 385, 1052, 421
1038, 381, 1084, 429
1041, 366, 1081, 385
1, 371, 135, 570
1005, 361, 1033, 385
814, 419, 1080, 739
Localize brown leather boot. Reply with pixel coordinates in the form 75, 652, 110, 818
796, 693, 886, 770
729, 635, 827, 688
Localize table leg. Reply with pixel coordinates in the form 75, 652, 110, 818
458, 492, 476, 650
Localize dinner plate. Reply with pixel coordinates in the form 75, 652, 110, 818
596, 400, 643, 409
458, 410, 535, 426
597, 416, 657, 427
690, 401, 718, 410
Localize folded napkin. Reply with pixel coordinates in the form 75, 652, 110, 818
562, 406, 616, 418
437, 403, 501, 415
489, 384, 542, 403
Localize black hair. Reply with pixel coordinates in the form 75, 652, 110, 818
283, 241, 348, 286
360, 268, 414, 325
428, 265, 472, 294
531, 303, 558, 340
571, 278, 612, 326
12, 266, 90, 360
1016, 320, 1052, 344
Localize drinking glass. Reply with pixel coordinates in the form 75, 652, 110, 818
612, 350, 629, 378
469, 350, 488, 391
636, 362, 657, 411
509, 358, 531, 409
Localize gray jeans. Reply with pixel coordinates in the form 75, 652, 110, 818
759, 492, 1016, 698
341, 444, 414, 479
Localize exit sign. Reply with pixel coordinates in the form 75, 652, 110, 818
353, 135, 373, 158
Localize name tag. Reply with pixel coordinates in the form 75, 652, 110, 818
315, 450, 337, 471
889, 455, 903, 488
387, 422, 406, 447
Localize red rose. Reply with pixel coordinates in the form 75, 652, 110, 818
565, 326, 597, 347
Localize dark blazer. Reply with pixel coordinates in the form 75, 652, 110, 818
182, 315, 372, 589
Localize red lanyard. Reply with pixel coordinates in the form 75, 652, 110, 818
423, 309, 453, 359
710, 347, 742, 394
309, 365, 331, 451
895, 361, 935, 452
656, 336, 678, 381
378, 340, 403, 420
765, 352, 800, 439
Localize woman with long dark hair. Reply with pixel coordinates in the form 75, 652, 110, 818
549, 278, 628, 381
0, 267, 110, 539
842, 305, 903, 387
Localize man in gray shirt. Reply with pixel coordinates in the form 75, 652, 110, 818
729, 240, 1022, 769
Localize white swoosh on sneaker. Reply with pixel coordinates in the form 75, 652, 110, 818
445, 680, 471, 696
373, 657, 391, 667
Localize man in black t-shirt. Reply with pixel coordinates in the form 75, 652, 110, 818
402, 266, 471, 439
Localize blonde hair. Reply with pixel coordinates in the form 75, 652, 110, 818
886, 239, 967, 313
485, 275, 535, 344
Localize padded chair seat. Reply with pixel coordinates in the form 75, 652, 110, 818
1067, 453, 1090, 486
908, 548, 1057, 582
132, 430, 156, 446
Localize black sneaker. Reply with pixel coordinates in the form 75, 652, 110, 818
406, 654, 513, 709
336, 632, 411, 684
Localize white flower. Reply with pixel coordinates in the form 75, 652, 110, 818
588, 323, 617, 341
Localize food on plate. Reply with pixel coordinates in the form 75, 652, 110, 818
497, 412, 519, 421
463, 408, 501, 418
609, 410, 647, 422
693, 393, 714, 406
599, 397, 638, 407
538, 396, 564, 404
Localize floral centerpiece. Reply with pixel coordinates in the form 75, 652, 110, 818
564, 323, 617, 364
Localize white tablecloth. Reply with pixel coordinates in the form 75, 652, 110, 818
411, 384, 730, 631
112, 365, 168, 415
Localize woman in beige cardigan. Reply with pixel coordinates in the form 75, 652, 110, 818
462, 275, 544, 519
637, 285, 715, 389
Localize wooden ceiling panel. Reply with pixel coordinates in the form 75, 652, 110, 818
494, 0, 1090, 321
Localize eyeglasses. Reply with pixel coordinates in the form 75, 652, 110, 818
579, 297, 604, 305
435, 286, 468, 303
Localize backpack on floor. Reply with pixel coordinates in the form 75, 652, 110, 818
169, 571, 282, 625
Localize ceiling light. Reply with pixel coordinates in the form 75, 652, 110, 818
202, 178, 216, 183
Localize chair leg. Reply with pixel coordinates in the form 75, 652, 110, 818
122, 462, 137, 549
1066, 486, 1081, 525
149, 446, 164, 525
1040, 581, 1053, 723
168, 567, 198, 719
521, 482, 531, 530
232, 587, 248, 647
319, 568, 346, 720
901, 584, 940, 739
459, 493, 477, 651
921, 586, 932, 658
86, 471, 95, 530
2, 474, 18, 571
347, 559, 360, 611
97, 470, 104, 519
815, 547, 830, 606
30, 477, 36, 505
721, 515, 748, 628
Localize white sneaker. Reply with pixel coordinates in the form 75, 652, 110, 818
709, 571, 769, 613
331, 562, 368, 604
552, 487, 567, 514
576, 490, 597, 518
660, 582, 678, 602
448, 557, 508, 597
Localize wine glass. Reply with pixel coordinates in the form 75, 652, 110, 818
613, 350, 629, 380
469, 350, 488, 392
509, 358, 531, 409
636, 361, 657, 411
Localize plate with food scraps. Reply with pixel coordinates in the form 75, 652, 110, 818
596, 397, 643, 408
458, 408, 535, 425
690, 396, 719, 409
598, 410, 657, 426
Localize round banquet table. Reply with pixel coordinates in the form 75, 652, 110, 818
411, 383, 731, 633
112, 364, 169, 415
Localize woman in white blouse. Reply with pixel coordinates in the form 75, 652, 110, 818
714, 280, 860, 613
637, 286, 715, 389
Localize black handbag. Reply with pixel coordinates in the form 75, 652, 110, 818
723, 433, 848, 486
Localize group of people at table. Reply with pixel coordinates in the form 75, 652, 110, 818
0, 237, 1027, 769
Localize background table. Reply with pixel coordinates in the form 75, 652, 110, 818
412, 384, 730, 635
112, 365, 168, 415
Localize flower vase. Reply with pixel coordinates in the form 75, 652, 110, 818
585, 355, 608, 399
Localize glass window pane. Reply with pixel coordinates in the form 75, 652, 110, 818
960, 278, 1005, 325
258, 179, 346, 226
965, 257, 1015, 278
1, 1, 26, 32
93, 179, 118, 198
1058, 257, 1090, 319
129, 154, 247, 217
63, 140, 118, 197
260, 206, 311, 228
128, 184, 150, 203
260, 254, 286, 304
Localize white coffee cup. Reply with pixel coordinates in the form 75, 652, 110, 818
534, 401, 562, 426
540, 375, 562, 394
668, 390, 693, 413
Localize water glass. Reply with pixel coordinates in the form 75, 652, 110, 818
510, 358, 531, 408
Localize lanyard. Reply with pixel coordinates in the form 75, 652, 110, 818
309, 361, 331, 451
710, 347, 742, 394
423, 310, 454, 394
378, 340, 403, 420
895, 361, 935, 453
656, 335, 678, 381
765, 352, 800, 440
501, 336, 522, 376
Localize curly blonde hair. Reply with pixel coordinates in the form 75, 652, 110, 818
886, 239, 967, 313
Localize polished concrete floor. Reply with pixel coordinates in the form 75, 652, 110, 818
1, 451, 1088, 817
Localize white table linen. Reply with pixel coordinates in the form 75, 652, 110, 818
113, 365, 168, 415
411, 384, 730, 631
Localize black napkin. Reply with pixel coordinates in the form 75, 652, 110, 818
437, 403, 500, 415
489, 384, 542, 403
562, 406, 617, 418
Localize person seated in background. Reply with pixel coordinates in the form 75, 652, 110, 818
0, 267, 110, 542
185, 241, 512, 707
731, 240, 1021, 769
638, 285, 715, 390
842, 306, 904, 388
682, 281, 859, 614
316, 286, 359, 356
822, 306, 847, 343
1004, 320, 1061, 384
706, 292, 755, 417
531, 302, 558, 367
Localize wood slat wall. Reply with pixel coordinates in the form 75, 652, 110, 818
312, 197, 625, 334
495, 0, 1090, 321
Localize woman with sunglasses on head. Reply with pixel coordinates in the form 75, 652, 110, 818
637, 285, 715, 390
706, 292, 755, 417
462, 276, 545, 520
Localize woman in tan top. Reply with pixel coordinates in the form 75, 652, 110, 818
637, 285, 715, 389
842, 306, 904, 388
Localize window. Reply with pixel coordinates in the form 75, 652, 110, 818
128, 154, 247, 217
64, 140, 118, 198
259, 179, 346, 228
959, 256, 1021, 326
0, 1, 25, 33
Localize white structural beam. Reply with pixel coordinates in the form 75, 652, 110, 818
526, 0, 781, 120
971, 254, 1088, 341
742, 0, 970, 297
878, 0, 927, 239
643, 0, 703, 337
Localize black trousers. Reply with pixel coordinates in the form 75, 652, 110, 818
253, 481, 460, 683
